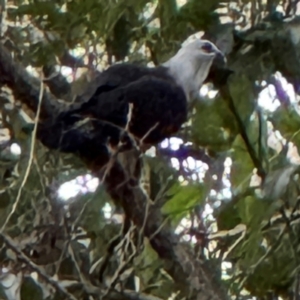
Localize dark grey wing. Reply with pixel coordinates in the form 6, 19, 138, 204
80, 76, 188, 145
37, 64, 152, 156
37, 65, 187, 172
59, 63, 154, 124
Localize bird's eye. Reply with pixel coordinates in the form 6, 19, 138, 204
201, 42, 214, 53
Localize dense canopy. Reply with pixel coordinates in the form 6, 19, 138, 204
1, 1, 300, 300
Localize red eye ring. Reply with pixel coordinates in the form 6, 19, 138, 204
201, 42, 213, 53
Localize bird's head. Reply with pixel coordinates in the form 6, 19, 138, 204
164, 39, 226, 101
179, 39, 225, 63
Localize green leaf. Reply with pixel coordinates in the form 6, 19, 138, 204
15, 3, 58, 18
191, 97, 237, 152
134, 239, 161, 287
215, 200, 241, 231
228, 74, 256, 123
236, 195, 270, 227
271, 106, 300, 149
162, 182, 207, 224
158, 0, 178, 33
231, 134, 254, 192
68, 185, 109, 233
178, 0, 219, 31
144, 156, 177, 202
241, 234, 295, 297
20, 277, 43, 300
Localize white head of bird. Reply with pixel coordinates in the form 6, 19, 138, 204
163, 39, 225, 101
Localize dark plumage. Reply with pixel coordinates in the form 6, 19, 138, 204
66, 65, 187, 144
37, 39, 225, 171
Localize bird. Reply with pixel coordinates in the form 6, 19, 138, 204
37, 39, 225, 172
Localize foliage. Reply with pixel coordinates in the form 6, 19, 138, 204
1, 0, 300, 299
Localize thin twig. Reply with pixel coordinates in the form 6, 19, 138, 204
1, 73, 44, 233
220, 85, 266, 179
1, 233, 77, 300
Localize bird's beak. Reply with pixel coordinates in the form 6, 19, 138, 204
214, 51, 227, 66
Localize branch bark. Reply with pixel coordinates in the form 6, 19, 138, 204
104, 150, 228, 300
0, 44, 63, 119
42, 64, 73, 101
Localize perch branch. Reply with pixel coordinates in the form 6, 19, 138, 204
0, 43, 64, 119
104, 150, 228, 300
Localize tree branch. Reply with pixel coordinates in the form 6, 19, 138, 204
42, 64, 73, 101
104, 150, 228, 300
219, 84, 266, 179
0, 43, 64, 119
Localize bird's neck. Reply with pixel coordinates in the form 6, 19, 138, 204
163, 56, 214, 101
